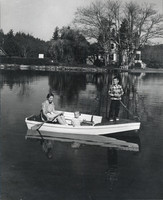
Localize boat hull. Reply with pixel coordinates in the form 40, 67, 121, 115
25, 118, 140, 136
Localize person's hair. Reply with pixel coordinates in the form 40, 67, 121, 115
46, 93, 54, 99
74, 111, 80, 116
113, 76, 119, 81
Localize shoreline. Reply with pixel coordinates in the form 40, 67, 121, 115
0, 63, 163, 73
127, 68, 163, 73
0, 63, 108, 73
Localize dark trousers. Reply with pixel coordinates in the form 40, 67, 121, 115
109, 100, 120, 119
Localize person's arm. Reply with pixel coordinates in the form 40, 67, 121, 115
71, 118, 76, 127
108, 85, 114, 97
42, 102, 48, 118
119, 85, 124, 96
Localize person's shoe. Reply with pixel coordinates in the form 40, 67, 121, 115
116, 118, 119, 121
109, 118, 114, 122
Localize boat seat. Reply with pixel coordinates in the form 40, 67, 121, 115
63, 111, 102, 125
91, 115, 102, 124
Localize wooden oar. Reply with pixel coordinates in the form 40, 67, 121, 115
31, 120, 48, 131
37, 129, 53, 159
31, 112, 62, 131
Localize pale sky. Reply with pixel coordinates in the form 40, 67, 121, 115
1, 0, 163, 41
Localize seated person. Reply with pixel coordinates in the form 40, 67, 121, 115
71, 111, 83, 127
71, 111, 94, 126
42, 93, 67, 125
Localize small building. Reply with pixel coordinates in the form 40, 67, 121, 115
135, 51, 141, 63
38, 54, 44, 59
134, 50, 146, 68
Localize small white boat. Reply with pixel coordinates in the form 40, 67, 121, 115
25, 111, 141, 136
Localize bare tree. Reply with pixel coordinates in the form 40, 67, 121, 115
74, 0, 163, 66
123, 2, 163, 65
124, 2, 163, 47
74, 0, 121, 65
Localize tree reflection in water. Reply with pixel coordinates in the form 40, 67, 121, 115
48, 72, 86, 106
0, 70, 42, 89
0, 69, 152, 121
48, 72, 113, 115
0, 70, 43, 99
121, 72, 154, 122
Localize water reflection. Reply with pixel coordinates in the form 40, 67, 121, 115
2, 70, 163, 199
48, 72, 87, 105
106, 148, 118, 190
26, 129, 140, 160
26, 130, 140, 151
0, 70, 142, 119
1, 69, 156, 124
47, 72, 113, 115
0, 70, 45, 89
26, 129, 140, 189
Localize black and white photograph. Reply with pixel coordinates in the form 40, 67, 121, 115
0, 0, 163, 199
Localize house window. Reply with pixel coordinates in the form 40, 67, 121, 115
135, 51, 141, 60
110, 53, 117, 62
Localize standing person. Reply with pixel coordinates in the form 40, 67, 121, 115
42, 93, 68, 125
108, 77, 124, 122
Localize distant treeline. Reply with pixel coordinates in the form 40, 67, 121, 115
0, 28, 92, 65
0, 29, 49, 58
142, 45, 163, 68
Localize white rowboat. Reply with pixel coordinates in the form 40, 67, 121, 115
25, 111, 140, 136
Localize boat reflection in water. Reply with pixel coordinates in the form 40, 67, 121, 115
25, 130, 140, 188
25, 130, 140, 152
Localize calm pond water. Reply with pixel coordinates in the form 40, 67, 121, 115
0, 70, 163, 200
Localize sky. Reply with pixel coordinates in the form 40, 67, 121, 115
1, 0, 163, 42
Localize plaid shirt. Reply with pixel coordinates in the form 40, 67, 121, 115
108, 84, 124, 100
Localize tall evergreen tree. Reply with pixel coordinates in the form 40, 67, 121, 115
0, 29, 4, 47
52, 27, 59, 40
